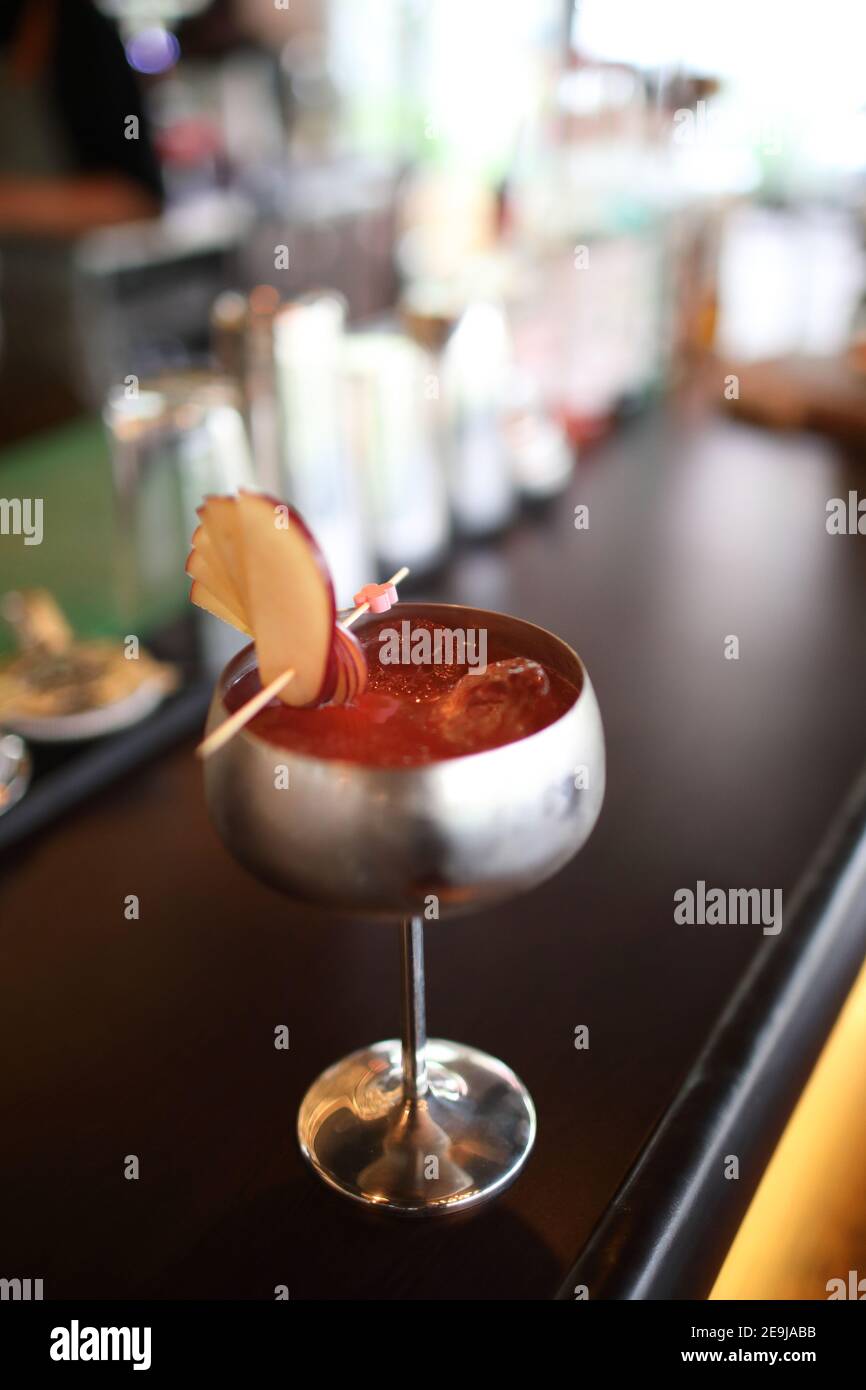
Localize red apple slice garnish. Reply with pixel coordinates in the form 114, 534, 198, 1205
236, 491, 337, 706
189, 578, 251, 634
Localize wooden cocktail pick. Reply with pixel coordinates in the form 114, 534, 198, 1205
196, 566, 409, 759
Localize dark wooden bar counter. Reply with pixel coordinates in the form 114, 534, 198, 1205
2, 406, 865, 1299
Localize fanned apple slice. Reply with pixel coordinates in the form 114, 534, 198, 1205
187, 522, 246, 620
197, 496, 250, 619
186, 539, 250, 633
189, 579, 251, 635
237, 492, 337, 706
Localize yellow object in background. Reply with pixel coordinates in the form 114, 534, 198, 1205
711, 955, 866, 1300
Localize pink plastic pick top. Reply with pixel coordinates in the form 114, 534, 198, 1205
354, 582, 399, 614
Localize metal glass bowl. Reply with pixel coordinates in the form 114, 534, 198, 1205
203, 604, 605, 1213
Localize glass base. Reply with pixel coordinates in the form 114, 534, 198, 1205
297, 1039, 536, 1214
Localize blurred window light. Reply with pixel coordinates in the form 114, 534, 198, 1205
419, 0, 560, 174
97, 1, 210, 29
327, 0, 563, 174
575, 0, 866, 88
558, 66, 641, 118
574, 0, 866, 177
716, 206, 866, 360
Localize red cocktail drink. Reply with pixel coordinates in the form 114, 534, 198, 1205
225, 615, 580, 766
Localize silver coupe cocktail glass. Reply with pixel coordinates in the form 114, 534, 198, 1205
204, 604, 604, 1213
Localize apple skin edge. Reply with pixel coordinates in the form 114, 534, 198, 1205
331, 624, 368, 704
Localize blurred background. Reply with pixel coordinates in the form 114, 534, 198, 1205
2, 0, 865, 649
0, 0, 863, 761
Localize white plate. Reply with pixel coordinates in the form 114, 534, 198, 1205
5, 677, 170, 743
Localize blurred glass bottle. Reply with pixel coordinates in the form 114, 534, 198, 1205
502, 365, 574, 502
211, 285, 285, 496
341, 331, 449, 577
273, 293, 372, 605
439, 301, 515, 536
103, 371, 253, 635
402, 273, 574, 507
244, 285, 284, 496
210, 289, 248, 385
505, 55, 667, 442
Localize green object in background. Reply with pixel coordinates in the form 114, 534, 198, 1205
0, 416, 188, 655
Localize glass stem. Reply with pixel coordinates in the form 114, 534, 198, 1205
400, 916, 428, 1101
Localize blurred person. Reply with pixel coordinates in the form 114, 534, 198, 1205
0, 0, 163, 437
